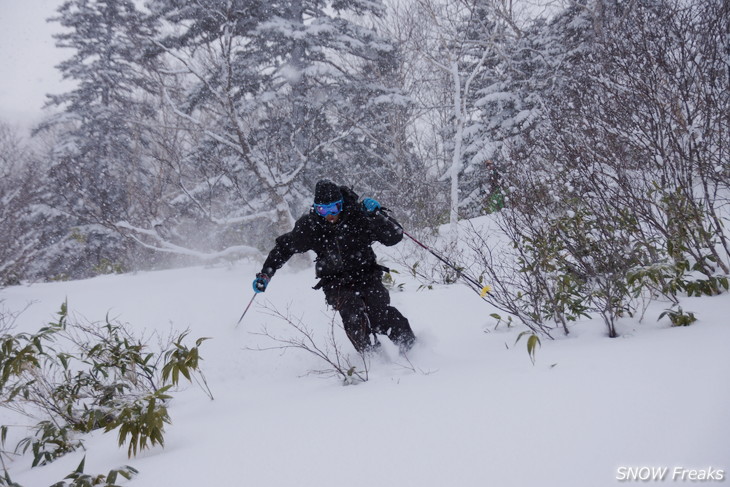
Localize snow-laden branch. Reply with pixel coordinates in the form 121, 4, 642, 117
210, 210, 278, 226
160, 88, 242, 154
153, 40, 231, 112
115, 221, 262, 261
282, 127, 355, 187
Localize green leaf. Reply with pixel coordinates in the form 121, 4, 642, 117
515, 331, 541, 365
107, 470, 118, 484
526, 334, 541, 365
73, 455, 86, 475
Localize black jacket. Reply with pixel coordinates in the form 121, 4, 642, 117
260, 186, 403, 284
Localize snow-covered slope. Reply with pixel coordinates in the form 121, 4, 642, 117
1, 256, 728, 486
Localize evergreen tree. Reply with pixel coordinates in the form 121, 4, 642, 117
406, 0, 521, 236
464, 0, 587, 217
333, 35, 431, 220
0, 124, 43, 285
37, 0, 160, 278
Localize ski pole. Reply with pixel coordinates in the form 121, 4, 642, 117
236, 293, 258, 326
377, 209, 491, 297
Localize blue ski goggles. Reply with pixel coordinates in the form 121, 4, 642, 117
314, 199, 343, 217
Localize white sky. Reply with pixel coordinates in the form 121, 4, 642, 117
0, 0, 70, 131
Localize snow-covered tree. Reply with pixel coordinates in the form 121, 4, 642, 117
407, 0, 527, 241
472, 0, 730, 337
140, 0, 408, 249
36, 0, 160, 278
0, 124, 44, 285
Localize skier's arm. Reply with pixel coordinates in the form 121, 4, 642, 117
371, 214, 404, 246
259, 218, 312, 277
362, 199, 403, 247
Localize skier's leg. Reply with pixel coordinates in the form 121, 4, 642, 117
323, 282, 373, 353
360, 277, 416, 352
384, 306, 416, 352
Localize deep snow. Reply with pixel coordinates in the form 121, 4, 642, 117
0, 246, 728, 486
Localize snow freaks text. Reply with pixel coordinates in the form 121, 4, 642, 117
616, 466, 725, 482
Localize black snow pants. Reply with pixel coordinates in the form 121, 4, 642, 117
321, 271, 416, 353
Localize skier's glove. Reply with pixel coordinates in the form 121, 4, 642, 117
252, 273, 270, 293
362, 198, 381, 213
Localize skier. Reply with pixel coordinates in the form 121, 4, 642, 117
252, 179, 416, 354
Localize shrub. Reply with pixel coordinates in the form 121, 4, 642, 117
0, 301, 212, 474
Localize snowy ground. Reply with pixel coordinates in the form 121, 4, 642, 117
1, 248, 729, 486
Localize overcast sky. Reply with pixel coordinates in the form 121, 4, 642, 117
0, 0, 70, 132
